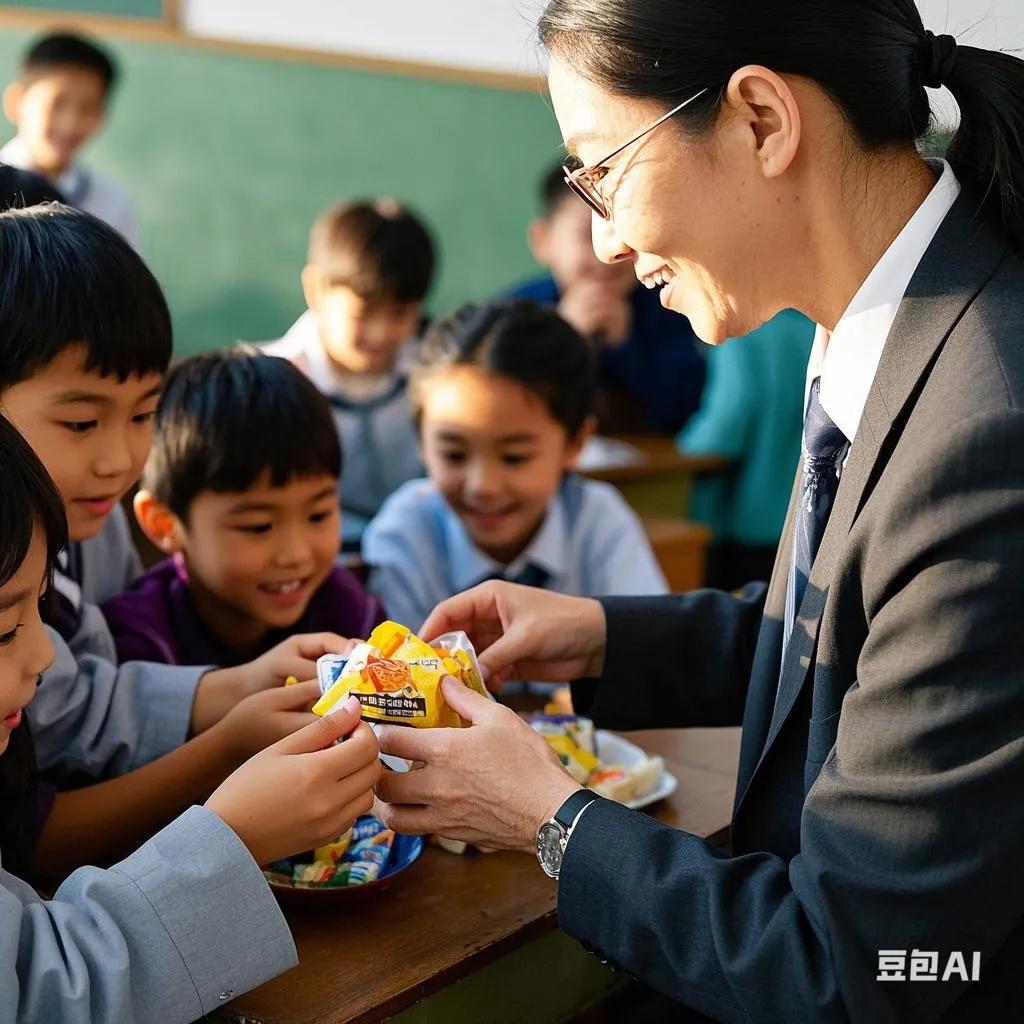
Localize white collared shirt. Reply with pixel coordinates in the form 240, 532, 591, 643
806, 159, 961, 446
0, 135, 140, 249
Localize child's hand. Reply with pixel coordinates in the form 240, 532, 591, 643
206, 696, 382, 867
190, 632, 356, 734
215, 679, 322, 762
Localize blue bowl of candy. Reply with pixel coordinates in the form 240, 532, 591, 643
265, 816, 424, 905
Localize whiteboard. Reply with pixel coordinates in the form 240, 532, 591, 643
181, 0, 549, 76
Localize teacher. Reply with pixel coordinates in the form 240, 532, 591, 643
376, 2, 1024, 1020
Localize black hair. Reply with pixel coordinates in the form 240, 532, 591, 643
142, 348, 342, 521
22, 31, 117, 96
410, 298, 596, 437
539, 0, 1024, 247
0, 414, 67, 879
539, 161, 573, 218
0, 204, 172, 392
0, 166, 64, 211
309, 199, 436, 304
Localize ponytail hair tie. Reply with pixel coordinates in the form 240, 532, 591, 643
920, 30, 958, 89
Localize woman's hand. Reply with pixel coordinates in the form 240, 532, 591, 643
420, 582, 607, 689
206, 695, 382, 866
374, 679, 580, 852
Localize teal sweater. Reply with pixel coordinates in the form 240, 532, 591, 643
677, 309, 815, 547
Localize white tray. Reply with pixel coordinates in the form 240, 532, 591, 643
594, 730, 678, 810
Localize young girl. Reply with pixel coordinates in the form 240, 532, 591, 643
362, 298, 667, 631
0, 414, 380, 1023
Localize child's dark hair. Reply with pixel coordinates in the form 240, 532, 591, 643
142, 349, 342, 521
0, 205, 172, 391
539, 161, 573, 218
410, 299, 596, 436
309, 199, 436, 305
22, 31, 117, 95
0, 166, 64, 211
0, 414, 68, 878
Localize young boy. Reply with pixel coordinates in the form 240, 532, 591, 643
509, 162, 706, 435
0, 204, 347, 879
1, 31, 138, 247
264, 198, 435, 550
102, 350, 386, 667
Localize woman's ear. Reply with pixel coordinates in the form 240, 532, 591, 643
725, 65, 802, 180
133, 490, 184, 555
565, 415, 598, 469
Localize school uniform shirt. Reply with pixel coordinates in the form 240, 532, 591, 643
29, 504, 209, 782
263, 311, 423, 548
507, 276, 706, 435
362, 474, 669, 631
0, 805, 297, 1023
0, 136, 140, 249
101, 555, 387, 667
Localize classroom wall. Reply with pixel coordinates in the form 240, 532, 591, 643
0, 27, 561, 355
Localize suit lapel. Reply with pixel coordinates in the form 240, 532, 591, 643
741, 192, 1008, 794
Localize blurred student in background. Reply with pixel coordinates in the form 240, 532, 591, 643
265, 199, 434, 552
509, 163, 705, 435
2, 32, 138, 247
678, 309, 815, 589
363, 298, 666, 631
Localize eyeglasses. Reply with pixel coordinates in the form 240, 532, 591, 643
562, 88, 710, 220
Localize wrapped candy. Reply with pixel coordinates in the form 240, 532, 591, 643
314, 620, 489, 728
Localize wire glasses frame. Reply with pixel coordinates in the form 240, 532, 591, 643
562, 87, 710, 220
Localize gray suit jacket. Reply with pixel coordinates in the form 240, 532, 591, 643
1, 806, 297, 1022
564, 192, 1024, 1021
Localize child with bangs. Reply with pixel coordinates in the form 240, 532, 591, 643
363, 298, 667, 633
264, 199, 435, 550
103, 350, 386, 667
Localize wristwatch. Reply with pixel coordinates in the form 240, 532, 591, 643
536, 789, 599, 880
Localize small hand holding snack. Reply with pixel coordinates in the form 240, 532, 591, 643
190, 632, 358, 735
206, 695, 381, 867
215, 679, 323, 762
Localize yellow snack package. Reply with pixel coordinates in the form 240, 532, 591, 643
313, 621, 489, 728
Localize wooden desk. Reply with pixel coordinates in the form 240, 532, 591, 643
215, 728, 740, 1024
582, 435, 728, 519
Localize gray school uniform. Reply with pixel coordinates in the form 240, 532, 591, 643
263, 312, 423, 547
30, 505, 208, 779
0, 805, 296, 1023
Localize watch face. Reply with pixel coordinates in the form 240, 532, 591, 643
537, 822, 564, 876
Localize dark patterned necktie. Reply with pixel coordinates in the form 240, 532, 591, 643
473, 563, 550, 590
784, 377, 850, 651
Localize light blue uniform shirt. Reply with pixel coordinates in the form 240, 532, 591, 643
0, 806, 296, 1023
29, 505, 208, 779
363, 474, 668, 631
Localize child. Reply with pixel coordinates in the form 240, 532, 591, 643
0, 204, 351, 880
362, 299, 668, 631
1, 31, 139, 248
0, 162, 63, 211
102, 349, 386, 667
264, 199, 435, 550
0, 412, 381, 1023
509, 162, 705, 435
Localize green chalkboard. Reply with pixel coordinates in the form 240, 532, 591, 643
0, 29, 563, 355
0, 2, 164, 18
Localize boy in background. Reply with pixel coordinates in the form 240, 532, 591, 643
1, 31, 138, 247
265, 199, 434, 550
509, 163, 705, 435
103, 349, 386, 667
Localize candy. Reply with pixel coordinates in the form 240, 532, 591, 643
314, 621, 489, 728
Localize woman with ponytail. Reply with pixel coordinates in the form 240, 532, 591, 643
375, 4, 1024, 1021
